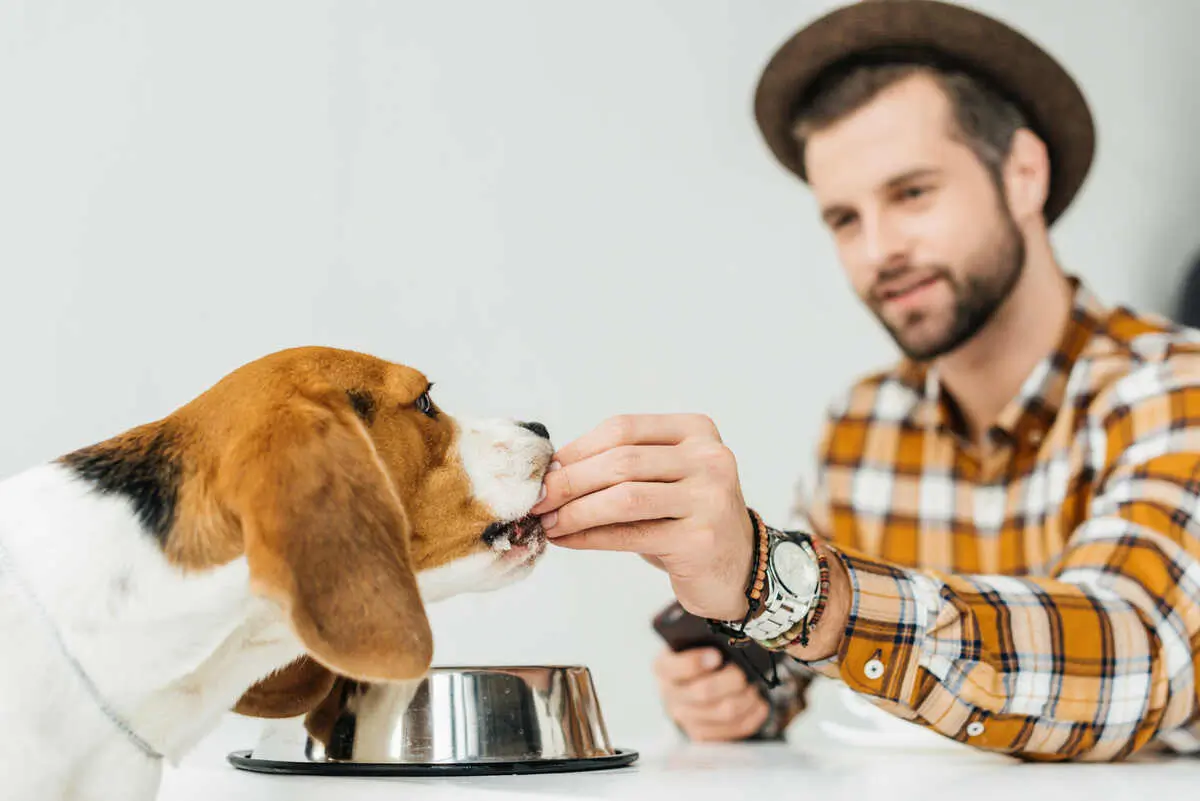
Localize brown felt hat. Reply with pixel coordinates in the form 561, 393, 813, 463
753, 0, 1095, 224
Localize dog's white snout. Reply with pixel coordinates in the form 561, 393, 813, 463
455, 417, 555, 521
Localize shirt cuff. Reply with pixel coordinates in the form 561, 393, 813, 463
798, 546, 942, 707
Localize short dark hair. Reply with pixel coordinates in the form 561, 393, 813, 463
791, 58, 1030, 187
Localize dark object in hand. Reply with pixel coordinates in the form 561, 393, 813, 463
652, 600, 793, 741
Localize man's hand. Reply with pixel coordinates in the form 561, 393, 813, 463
654, 647, 770, 742
531, 414, 755, 621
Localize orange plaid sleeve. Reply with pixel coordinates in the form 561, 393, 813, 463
797, 355, 1200, 761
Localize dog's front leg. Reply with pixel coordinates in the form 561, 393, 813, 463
334, 677, 426, 763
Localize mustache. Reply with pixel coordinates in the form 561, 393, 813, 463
867, 265, 953, 304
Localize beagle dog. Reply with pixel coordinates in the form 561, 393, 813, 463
0, 346, 554, 801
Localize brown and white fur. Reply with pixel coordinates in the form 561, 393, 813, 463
0, 346, 554, 801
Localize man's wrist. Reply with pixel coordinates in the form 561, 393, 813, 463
707, 507, 768, 627
782, 540, 850, 662
712, 515, 832, 652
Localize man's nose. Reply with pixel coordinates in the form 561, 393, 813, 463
519, 421, 551, 440
861, 211, 907, 268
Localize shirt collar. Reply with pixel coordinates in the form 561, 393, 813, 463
909, 274, 1107, 446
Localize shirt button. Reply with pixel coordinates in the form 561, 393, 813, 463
966, 721, 985, 737
863, 658, 885, 680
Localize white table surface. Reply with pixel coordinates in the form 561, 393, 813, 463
161, 714, 1200, 801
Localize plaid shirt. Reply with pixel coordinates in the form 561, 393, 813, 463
786, 277, 1200, 761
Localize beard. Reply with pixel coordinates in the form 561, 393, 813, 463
867, 206, 1026, 362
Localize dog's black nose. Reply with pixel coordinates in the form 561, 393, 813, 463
482, 522, 507, 546
519, 421, 550, 440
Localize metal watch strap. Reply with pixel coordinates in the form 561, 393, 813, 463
741, 532, 819, 643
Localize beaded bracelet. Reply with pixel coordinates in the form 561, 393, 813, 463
723, 508, 770, 641
746, 509, 769, 607
720, 507, 786, 688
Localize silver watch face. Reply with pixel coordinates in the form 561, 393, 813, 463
772, 540, 818, 598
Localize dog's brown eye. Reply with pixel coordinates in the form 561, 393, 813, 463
415, 391, 437, 419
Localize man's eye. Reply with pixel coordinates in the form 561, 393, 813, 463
415, 391, 437, 418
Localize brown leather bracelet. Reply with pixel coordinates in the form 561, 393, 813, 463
745, 508, 769, 610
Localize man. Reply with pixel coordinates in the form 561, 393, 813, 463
532, 0, 1200, 762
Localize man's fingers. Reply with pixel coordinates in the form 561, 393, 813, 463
665, 664, 749, 708
549, 517, 685, 552
531, 445, 688, 516
685, 685, 764, 725
640, 553, 667, 571
542, 485, 687, 540
678, 698, 769, 742
654, 647, 723, 684
553, 414, 722, 467
654, 653, 769, 743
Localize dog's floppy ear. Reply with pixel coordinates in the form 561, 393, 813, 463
233, 656, 337, 719
221, 383, 433, 682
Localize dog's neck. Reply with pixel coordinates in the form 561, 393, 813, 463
0, 463, 304, 762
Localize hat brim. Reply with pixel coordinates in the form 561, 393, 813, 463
753, 0, 1094, 225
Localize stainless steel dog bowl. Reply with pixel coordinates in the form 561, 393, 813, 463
229, 665, 638, 777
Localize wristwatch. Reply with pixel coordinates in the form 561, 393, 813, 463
738, 526, 822, 648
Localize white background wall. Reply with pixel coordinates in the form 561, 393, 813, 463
3, 0, 1200, 757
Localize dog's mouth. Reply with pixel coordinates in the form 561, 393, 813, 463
483, 514, 547, 565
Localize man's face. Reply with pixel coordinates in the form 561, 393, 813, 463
804, 73, 1025, 362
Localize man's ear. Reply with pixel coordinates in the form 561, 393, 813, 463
1003, 127, 1052, 227
220, 383, 434, 682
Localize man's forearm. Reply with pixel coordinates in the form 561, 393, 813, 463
778, 527, 1194, 762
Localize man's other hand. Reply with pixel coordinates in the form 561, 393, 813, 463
654, 647, 769, 742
